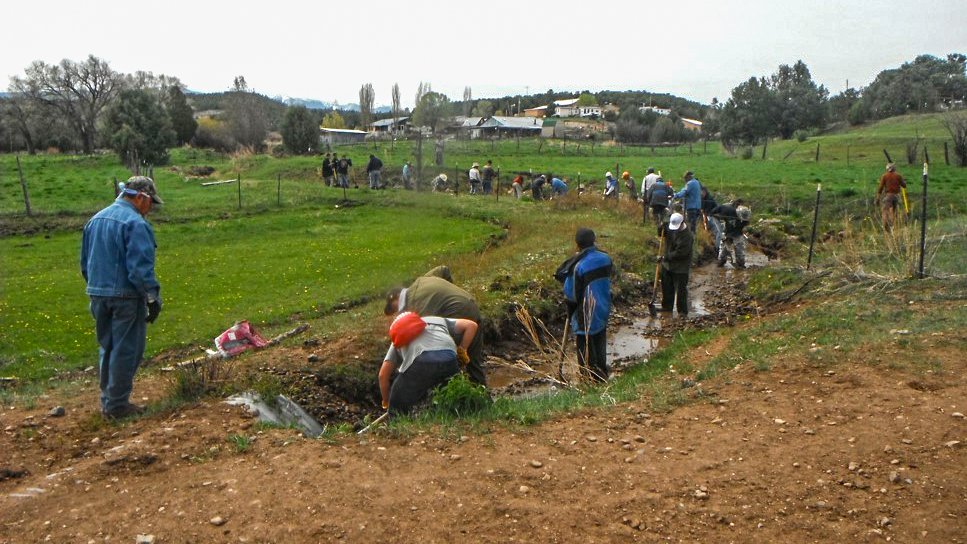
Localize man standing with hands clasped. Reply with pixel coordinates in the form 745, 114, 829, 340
81, 176, 163, 420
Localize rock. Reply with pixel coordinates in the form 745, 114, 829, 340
774, 419, 786, 425
529, 460, 543, 468
449, 454, 461, 461
135, 535, 155, 544
48, 406, 66, 417
944, 440, 961, 448
889, 471, 901, 483
848, 462, 860, 471
952, 412, 965, 419
693, 489, 709, 500
518, 485, 530, 494
901, 438, 912, 445
878, 517, 892, 527
634, 435, 646, 443
586, 435, 598, 442
210, 516, 226, 526
804, 429, 815, 435
307, 354, 319, 363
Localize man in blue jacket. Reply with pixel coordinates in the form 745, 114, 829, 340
674, 171, 703, 232
81, 177, 163, 420
555, 228, 613, 382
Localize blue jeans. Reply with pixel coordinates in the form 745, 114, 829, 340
368, 171, 381, 189
389, 350, 459, 414
706, 216, 723, 250
90, 296, 146, 412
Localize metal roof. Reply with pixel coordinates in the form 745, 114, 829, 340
320, 128, 368, 134
370, 117, 409, 127
478, 116, 543, 129
554, 98, 579, 107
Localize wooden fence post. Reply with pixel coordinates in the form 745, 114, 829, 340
944, 141, 950, 165
815, 143, 820, 162
16, 154, 33, 217
277, 173, 281, 206
237, 171, 242, 210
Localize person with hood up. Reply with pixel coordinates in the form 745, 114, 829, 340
603, 172, 618, 199
555, 228, 613, 382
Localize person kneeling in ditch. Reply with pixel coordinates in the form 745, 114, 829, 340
378, 312, 478, 414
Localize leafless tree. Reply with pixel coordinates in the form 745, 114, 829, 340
391, 83, 401, 134
359, 83, 375, 128
943, 112, 967, 166
463, 86, 473, 117
10, 55, 122, 154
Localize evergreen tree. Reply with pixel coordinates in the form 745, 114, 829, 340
281, 105, 319, 154
105, 88, 176, 166
165, 86, 197, 145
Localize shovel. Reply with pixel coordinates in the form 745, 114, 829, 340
357, 411, 389, 435
647, 231, 666, 317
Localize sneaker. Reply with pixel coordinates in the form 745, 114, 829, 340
102, 403, 146, 420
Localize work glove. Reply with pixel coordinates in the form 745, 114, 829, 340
146, 298, 162, 324
457, 347, 470, 367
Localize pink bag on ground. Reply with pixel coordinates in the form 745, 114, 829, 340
214, 321, 268, 357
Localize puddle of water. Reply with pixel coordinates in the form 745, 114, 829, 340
609, 320, 660, 362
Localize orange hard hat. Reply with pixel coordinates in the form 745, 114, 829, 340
621, 171, 630, 179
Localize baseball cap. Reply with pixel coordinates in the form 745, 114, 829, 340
122, 176, 163, 204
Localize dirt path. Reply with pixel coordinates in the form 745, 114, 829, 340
2, 255, 964, 543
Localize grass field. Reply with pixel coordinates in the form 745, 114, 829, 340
1, 112, 965, 382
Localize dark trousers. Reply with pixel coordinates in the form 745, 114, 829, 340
651, 205, 667, 226
90, 296, 146, 412
575, 330, 608, 382
660, 268, 689, 315
686, 208, 701, 232
389, 350, 460, 414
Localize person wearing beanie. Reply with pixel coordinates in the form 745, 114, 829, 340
660, 212, 694, 317
379, 312, 478, 414
554, 228, 614, 382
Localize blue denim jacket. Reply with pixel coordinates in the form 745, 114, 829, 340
81, 199, 160, 300
674, 178, 702, 210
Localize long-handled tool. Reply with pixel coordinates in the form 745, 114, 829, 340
901, 187, 910, 217
647, 231, 666, 317
357, 412, 389, 435
557, 315, 570, 383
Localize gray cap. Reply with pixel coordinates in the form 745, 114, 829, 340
123, 176, 164, 204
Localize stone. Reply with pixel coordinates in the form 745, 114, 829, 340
848, 462, 860, 471
135, 535, 155, 544
307, 354, 319, 363
889, 471, 901, 483
952, 412, 965, 419
944, 440, 961, 448
48, 406, 65, 417
529, 460, 543, 468
210, 516, 226, 526
878, 517, 892, 527
586, 435, 598, 442
693, 489, 709, 500
634, 435, 646, 443
519, 485, 530, 494
449, 454, 461, 461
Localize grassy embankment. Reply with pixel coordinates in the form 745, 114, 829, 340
1, 113, 964, 426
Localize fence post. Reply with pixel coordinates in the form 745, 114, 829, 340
944, 141, 950, 165
277, 172, 281, 206
806, 183, 821, 270
495, 168, 500, 203
16, 154, 33, 217
454, 164, 459, 196
113, 176, 120, 197
815, 143, 820, 162
918, 152, 928, 279
237, 171, 242, 210
846, 144, 850, 168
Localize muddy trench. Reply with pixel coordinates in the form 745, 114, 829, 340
256, 249, 774, 429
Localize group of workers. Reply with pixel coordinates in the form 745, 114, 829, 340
80, 165, 754, 422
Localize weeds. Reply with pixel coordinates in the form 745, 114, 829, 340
430, 374, 491, 417
227, 433, 252, 453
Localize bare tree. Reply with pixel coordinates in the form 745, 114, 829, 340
415, 82, 431, 110
944, 112, 967, 166
359, 83, 375, 128
10, 55, 122, 154
463, 86, 473, 117
391, 83, 401, 134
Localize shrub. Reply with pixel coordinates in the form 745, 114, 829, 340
430, 374, 490, 416
741, 147, 754, 160
192, 117, 237, 152
794, 129, 809, 142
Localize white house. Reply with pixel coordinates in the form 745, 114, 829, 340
640, 106, 672, 116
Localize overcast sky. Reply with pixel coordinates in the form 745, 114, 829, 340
2, 0, 964, 108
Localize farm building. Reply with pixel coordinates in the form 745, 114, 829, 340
463, 116, 543, 139
681, 117, 703, 132
319, 127, 368, 146
369, 117, 409, 133
555, 98, 603, 118
523, 105, 547, 118
640, 106, 672, 116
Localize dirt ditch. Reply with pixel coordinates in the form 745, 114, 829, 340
265, 249, 772, 428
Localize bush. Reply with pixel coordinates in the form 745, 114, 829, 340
741, 147, 754, 160
430, 374, 490, 416
192, 117, 237, 152
794, 129, 809, 142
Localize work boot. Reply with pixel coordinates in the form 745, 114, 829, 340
102, 403, 146, 421
717, 259, 727, 267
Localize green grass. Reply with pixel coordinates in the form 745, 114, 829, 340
0, 203, 500, 379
